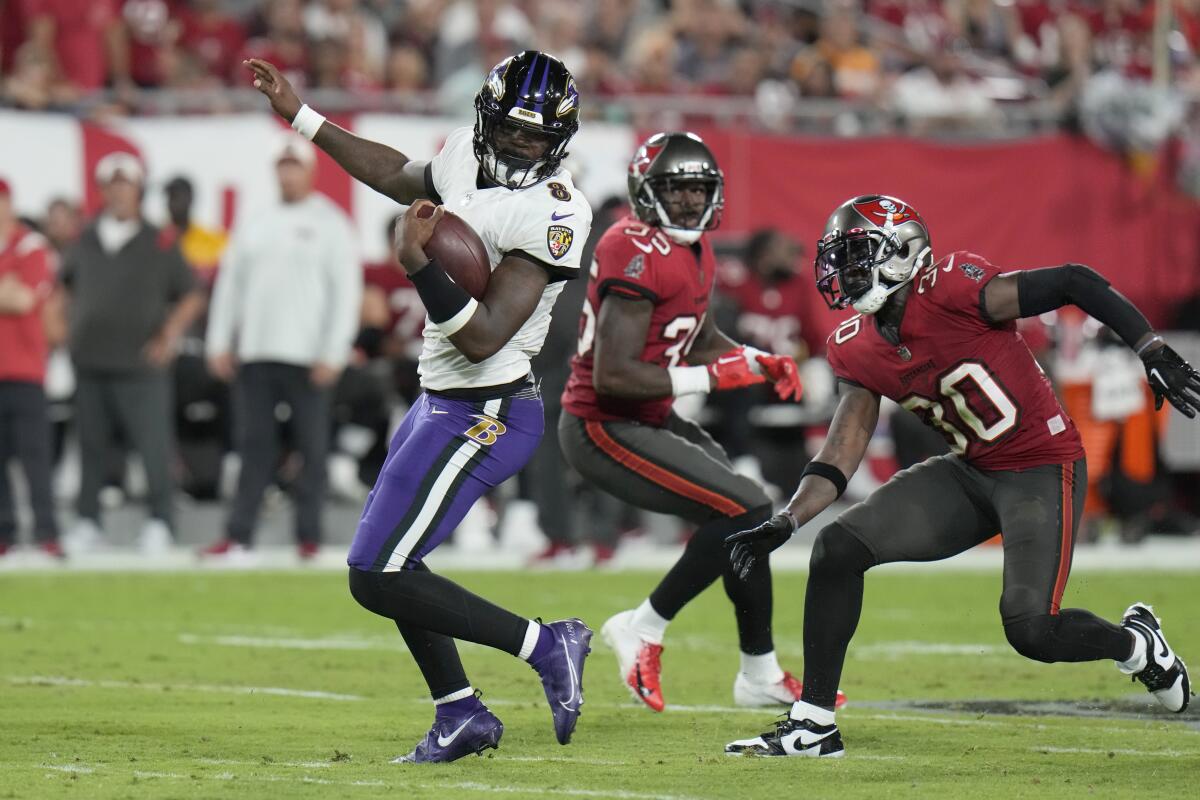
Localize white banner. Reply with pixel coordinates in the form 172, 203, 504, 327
0, 110, 637, 263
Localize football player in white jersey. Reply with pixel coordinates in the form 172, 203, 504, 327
246, 51, 594, 763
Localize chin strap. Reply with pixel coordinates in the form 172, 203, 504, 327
852, 271, 911, 315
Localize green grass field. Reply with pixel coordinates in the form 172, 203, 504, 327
1, 568, 1197, 799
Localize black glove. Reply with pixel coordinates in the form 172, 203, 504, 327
726, 511, 796, 581
1142, 344, 1200, 419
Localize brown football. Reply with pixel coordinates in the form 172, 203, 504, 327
419, 206, 491, 300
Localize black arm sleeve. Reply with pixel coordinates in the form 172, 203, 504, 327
408, 258, 472, 322
1016, 264, 1152, 349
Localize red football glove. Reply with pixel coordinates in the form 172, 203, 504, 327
707, 347, 767, 391
755, 353, 803, 402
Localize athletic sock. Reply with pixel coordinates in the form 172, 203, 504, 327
630, 598, 670, 644
790, 699, 835, 725
433, 687, 483, 719
740, 650, 784, 684
519, 620, 555, 664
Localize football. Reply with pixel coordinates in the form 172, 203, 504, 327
419, 205, 491, 300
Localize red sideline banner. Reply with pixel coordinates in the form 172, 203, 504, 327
695, 129, 1200, 341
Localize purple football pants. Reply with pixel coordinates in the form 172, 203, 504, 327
347, 390, 543, 571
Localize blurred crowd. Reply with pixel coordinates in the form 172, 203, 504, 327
3, 0, 1200, 134
2, 139, 1197, 567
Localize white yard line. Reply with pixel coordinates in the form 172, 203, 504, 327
498, 756, 631, 766
7, 674, 362, 702
42, 764, 95, 774
436, 781, 702, 800
850, 642, 1007, 658
195, 757, 334, 769
1032, 746, 1199, 758
852, 713, 1004, 727
179, 632, 402, 651
28, 761, 696, 799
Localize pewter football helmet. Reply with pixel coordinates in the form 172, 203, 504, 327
627, 131, 724, 244
814, 195, 932, 314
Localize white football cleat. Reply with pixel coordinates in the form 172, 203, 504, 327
734, 671, 848, 708
600, 609, 665, 712
1118, 602, 1190, 713
725, 715, 845, 758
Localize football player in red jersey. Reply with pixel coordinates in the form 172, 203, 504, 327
560, 132, 826, 713
725, 195, 1200, 758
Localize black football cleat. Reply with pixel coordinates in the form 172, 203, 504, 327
725, 715, 845, 758
1119, 602, 1190, 713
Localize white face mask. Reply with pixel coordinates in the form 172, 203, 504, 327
480, 149, 546, 190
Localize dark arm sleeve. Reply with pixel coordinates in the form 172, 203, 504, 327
1016, 264, 1152, 349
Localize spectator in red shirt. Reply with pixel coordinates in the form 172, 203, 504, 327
719, 229, 816, 356
178, 0, 246, 84
238, 0, 308, 89
121, 0, 185, 87
0, 0, 28, 74
711, 229, 816, 491
0, 178, 62, 559
22, 0, 129, 92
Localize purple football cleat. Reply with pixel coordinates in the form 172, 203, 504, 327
391, 706, 504, 764
531, 618, 593, 745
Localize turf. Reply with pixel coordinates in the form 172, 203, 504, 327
0, 568, 1197, 799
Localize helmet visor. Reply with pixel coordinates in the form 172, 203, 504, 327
815, 230, 897, 309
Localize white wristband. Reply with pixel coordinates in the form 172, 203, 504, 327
741, 345, 768, 375
291, 104, 326, 141
435, 298, 479, 337
668, 365, 712, 396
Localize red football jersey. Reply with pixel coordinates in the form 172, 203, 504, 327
562, 215, 716, 426
363, 263, 425, 359
0, 225, 54, 384
826, 251, 1084, 470
717, 261, 819, 356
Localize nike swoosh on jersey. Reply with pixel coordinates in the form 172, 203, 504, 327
436, 715, 476, 747
430, 409, 449, 415
551, 211, 575, 221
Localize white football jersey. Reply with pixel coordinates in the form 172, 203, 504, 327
418, 126, 593, 391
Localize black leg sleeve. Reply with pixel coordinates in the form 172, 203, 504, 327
801, 523, 877, 710
396, 620, 471, 699
1003, 610, 1132, 664
720, 506, 776, 655
648, 505, 772, 620
349, 565, 530, 656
